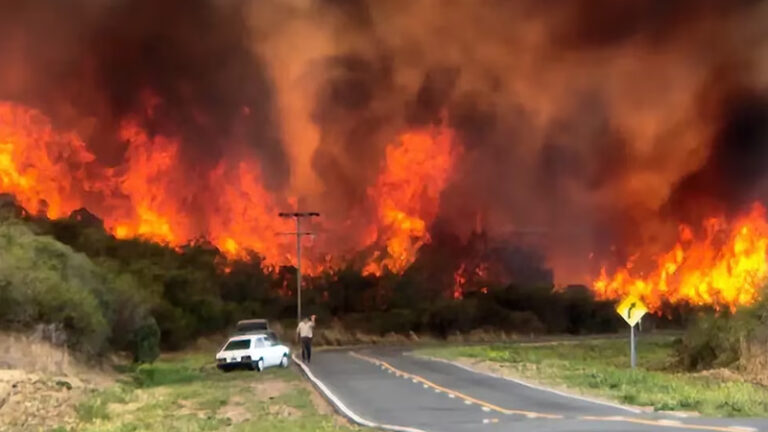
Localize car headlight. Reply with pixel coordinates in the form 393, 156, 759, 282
217, 358, 226, 364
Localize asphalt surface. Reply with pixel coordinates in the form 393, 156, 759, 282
297, 347, 768, 432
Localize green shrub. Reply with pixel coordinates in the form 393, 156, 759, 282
0, 222, 110, 353
132, 318, 161, 363
0, 211, 637, 360
133, 361, 202, 388
680, 298, 768, 370
426, 299, 479, 336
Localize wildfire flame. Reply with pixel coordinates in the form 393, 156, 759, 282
0, 102, 96, 218
363, 128, 458, 275
452, 261, 489, 300
0, 101, 291, 265
593, 203, 768, 312
0, 101, 459, 274
452, 263, 467, 300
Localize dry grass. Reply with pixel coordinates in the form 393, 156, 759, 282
0, 331, 115, 432
70, 352, 368, 432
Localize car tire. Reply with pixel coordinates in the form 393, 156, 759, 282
242, 356, 255, 371
255, 358, 265, 372
280, 355, 289, 368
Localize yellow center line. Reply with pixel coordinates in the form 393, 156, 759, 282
351, 352, 756, 432
349, 351, 562, 419
580, 416, 755, 432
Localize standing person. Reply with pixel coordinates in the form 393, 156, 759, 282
296, 314, 316, 363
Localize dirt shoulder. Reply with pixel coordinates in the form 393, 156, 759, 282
71, 352, 366, 432
0, 331, 116, 432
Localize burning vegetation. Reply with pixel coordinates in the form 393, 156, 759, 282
1, 0, 768, 310
594, 203, 768, 312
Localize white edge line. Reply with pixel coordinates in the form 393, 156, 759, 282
409, 353, 641, 414
292, 354, 429, 432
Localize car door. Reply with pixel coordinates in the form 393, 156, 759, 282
252, 335, 275, 366
251, 336, 268, 365
267, 337, 284, 365
261, 335, 280, 366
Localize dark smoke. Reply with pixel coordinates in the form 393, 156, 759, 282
1, 0, 767, 283
0, 0, 289, 189
551, 0, 762, 48
666, 91, 768, 223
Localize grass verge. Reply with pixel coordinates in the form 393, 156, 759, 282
65, 353, 367, 432
416, 336, 768, 417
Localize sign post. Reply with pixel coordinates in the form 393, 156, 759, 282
630, 321, 636, 369
616, 295, 648, 369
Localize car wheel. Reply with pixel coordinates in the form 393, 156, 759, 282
280, 355, 289, 368
255, 358, 265, 372
242, 356, 255, 371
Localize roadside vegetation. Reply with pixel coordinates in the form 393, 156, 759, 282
63, 353, 365, 432
417, 335, 768, 417
0, 204, 624, 363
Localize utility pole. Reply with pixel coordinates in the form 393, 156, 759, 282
278, 212, 320, 325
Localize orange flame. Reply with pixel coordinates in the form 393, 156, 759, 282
452, 263, 467, 300
593, 203, 768, 312
452, 261, 490, 300
0, 101, 460, 275
0, 101, 292, 265
363, 128, 458, 275
0, 102, 96, 218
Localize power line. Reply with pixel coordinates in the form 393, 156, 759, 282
277, 212, 320, 325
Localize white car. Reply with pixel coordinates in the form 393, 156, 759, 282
216, 333, 290, 372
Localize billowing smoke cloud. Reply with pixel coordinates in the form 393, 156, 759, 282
1, 0, 767, 282
0, 0, 288, 186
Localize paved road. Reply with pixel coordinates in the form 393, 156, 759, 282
296, 348, 767, 432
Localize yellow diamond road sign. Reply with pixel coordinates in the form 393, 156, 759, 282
616, 295, 648, 327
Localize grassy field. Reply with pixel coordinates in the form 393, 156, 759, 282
417, 336, 768, 417
56, 353, 366, 432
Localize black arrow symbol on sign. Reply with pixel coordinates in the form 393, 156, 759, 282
627, 302, 636, 320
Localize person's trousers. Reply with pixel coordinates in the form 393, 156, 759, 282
301, 337, 312, 363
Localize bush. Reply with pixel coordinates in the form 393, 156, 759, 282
151, 302, 194, 350
131, 318, 161, 363
0, 220, 161, 360
506, 311, 547, 334
364, 309, 423, 335
0, 211, 637, 360
426, 299, 479, 337
680, 298, 768, 370
0, 222, 110, 353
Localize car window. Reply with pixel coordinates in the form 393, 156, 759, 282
252, 337, 267, 348
223, 339, 250, 351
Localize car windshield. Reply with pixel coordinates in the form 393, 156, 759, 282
223, 339, 250, 351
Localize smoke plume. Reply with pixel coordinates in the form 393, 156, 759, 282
1, 0, 767, 283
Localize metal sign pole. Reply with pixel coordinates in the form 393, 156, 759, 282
616, 295, 646, 370
630, 323, 636, 369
